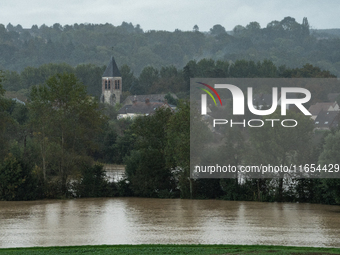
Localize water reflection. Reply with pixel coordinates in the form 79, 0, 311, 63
0, 198, 339, 248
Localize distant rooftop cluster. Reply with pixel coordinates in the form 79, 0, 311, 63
308, 95, 340, 130
117, 94, 177, 120
253, 92, 340, 130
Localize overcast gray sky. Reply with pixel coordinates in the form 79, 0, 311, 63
0, 0, 339, 31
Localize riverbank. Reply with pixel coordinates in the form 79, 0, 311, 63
1, 244, 340, 254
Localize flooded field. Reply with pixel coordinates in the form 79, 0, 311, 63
0, 198, 340, 248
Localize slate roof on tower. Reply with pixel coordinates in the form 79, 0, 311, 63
102, 56, 121, 77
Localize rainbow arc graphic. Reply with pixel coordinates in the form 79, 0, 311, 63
196, 82, 223, 106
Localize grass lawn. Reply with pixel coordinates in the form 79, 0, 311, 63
0, 244, 340, 255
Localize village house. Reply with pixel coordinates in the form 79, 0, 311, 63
314, 110, 340, 130
122, 94, 177, 106
117, 98, 173, 120
308, 102, 339, 120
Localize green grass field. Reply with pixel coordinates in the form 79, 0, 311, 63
0, 244, 340, 255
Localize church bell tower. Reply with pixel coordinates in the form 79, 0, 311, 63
100, 56, 122, 105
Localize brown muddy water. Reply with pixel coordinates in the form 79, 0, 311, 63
0, 198, 340, 248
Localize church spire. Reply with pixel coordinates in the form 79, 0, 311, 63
100, 56, 122, 105
102, 56, 121, 77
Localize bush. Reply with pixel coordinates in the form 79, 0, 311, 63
74, 164, 112, 197
0, 154, 42, 201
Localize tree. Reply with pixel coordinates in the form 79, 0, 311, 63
166, 100, 212, 198
2, 71, 23, 91
318, 131, 340, 204
280, 16, 299, 31
0, 154, 41, 201
120, 64, 137, 92
125, 107, 176, 197
233, 25, 246, 35
164, 92, 178, 106
183, 60, 198, 90
249, 110, 314, 201
149, 66, 185, 93
29, 83, 53, 181
0, 154, 26, 200
0, 71, 13, 159
193, 25, 199, 32
6, 100, 30, 162
302, 17, 310, 36
282, 63, 336, 78
246, 22, 261, 31
138, 66, 159, 94
29, 73, 106, 194
210, 24, 226, 35
75, 164, 111, 197
75, 64, 105, 97
166, 100, 190, 197
6, 23, 14, 31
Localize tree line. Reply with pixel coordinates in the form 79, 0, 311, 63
1, 17, 340, 76
2, 58, 335, 105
